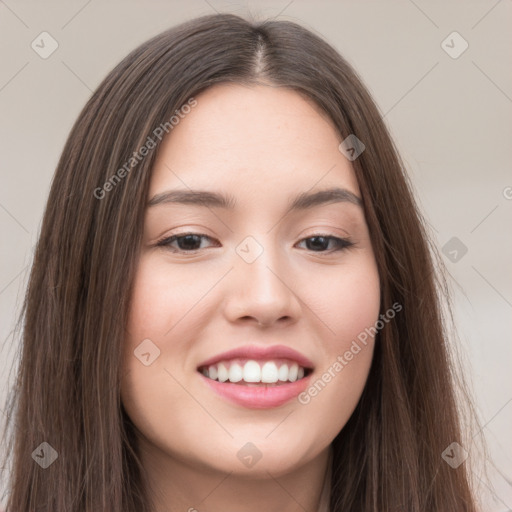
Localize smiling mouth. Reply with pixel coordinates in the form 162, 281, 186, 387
197, 358, 313, 386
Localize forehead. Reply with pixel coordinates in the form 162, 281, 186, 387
149, 83, 360, 201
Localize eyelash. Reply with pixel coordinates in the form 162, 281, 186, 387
155, 232, 354, 255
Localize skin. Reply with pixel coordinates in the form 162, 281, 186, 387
120, 83, 381, 512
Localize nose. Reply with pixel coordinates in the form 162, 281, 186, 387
223, 239, 302, 328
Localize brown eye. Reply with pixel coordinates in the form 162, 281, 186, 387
155, 233, 353, 255
296, 235, 354, 253
156, 233, 217, 253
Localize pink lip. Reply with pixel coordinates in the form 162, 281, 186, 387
199, 373, 312, 409
197, 344, 314, 370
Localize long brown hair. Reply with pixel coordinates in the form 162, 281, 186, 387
1, 13, 479, 511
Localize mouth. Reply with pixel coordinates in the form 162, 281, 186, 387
197, 351, 314, 409
197, 358, 314, 386
196, 344, 315, 408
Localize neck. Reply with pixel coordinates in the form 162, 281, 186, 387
138, 438, 332, 512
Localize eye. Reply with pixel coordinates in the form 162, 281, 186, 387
156, 233, 217, 253
156, 232, 354, 255
295, 234, 354, 253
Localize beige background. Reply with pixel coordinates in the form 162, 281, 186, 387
0, 0, 511, 509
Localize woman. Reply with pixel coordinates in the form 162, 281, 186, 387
1, 13, 479, 511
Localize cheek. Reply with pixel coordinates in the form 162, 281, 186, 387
301, 255, 381, 346
333, 269, 380, 342
294, 255, 380, 431
121, 258, 192, 405
126, 256, 207, 339
120, 257, 203, 448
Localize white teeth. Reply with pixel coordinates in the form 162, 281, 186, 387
278, 364, 289, 381
228, 363, 243, 383
208, 365, 218, 380
201, 359, 309, 384
261, 362, 278, 383
217, 363, 229, 382
288, 363, 299, 382
243, 360, 261, 382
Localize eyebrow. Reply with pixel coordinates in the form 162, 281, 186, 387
147, 186, 362, 213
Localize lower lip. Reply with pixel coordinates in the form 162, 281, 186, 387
199, 373, 312, 409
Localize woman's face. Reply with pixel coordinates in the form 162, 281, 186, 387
121, 83, 380, 477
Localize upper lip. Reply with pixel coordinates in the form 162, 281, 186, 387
197, 344, 314, 370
